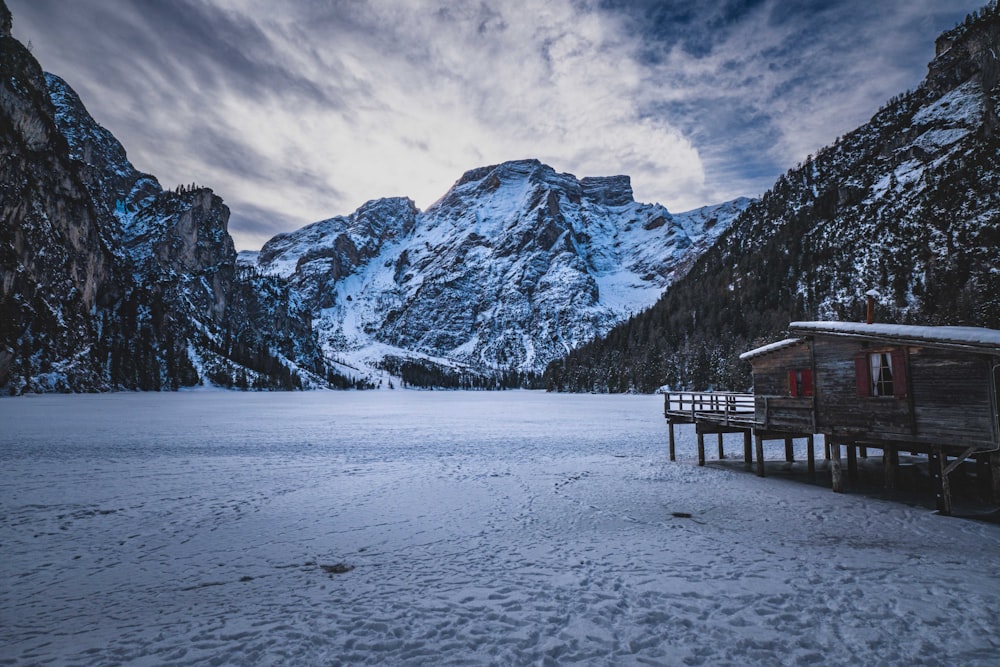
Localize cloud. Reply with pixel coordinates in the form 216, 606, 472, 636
7, 0, 986, 249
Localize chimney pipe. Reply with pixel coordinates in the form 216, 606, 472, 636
864, 289, 879, 324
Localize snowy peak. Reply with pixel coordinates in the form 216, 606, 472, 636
258, 196, 419, 279
249, 159, 752, 378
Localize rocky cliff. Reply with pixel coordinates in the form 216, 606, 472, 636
0, 0, 353, 393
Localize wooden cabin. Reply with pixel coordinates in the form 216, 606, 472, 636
739, 321, 1000, 513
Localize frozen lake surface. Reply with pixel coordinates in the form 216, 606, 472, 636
2, 391, 1000, 665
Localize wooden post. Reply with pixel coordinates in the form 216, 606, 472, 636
847, 445, 858, 484
991, 452, 1000, 505
977, 454, 990, 501
830, 442, 843, 493
697, 432, 706, 467
717, 433, 725, 460
743, 431, 752, 471
884, 445, 898, 491
784, 438, 795, 463
806, 435, 816, 481
668, 422, 676, 462
824, 441, 831, 460
755, 434, 765, 477
859, 446, 868, 459
929, 447, 952, 515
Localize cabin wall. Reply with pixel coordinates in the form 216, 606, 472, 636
812, 338, 998, 447
909, 347, 997, 446
749, 343, 814, 431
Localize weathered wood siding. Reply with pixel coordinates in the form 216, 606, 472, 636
909, 347, 996, 446
812, 338, 998, 448
750, 342, 812, 429
813, 338, 911, 438
760, 397, 814, 431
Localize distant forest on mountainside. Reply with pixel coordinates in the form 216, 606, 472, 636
544, 4, 1000, 393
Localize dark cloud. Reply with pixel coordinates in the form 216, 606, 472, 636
7, 0, 988, 249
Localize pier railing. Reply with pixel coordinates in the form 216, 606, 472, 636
662, 391, 756, 427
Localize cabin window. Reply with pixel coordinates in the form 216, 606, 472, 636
788, 369, 813, 397
870, 353, 894, 396
854, 349, 908, 398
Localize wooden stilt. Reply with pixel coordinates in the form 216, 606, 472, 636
824, 441, 831, 461
755, 434, 765, 477
847, 445, 858, 483
784, 438, 795, 463
977, 454, 990, 501
929, 447, 952, 515
668, 422, 676, 462
806, 435, 816, 481
697, 432, 706, 467
990, 452, 1000, 505
830, 442, 843, 493
743, 431, 752, 471
883, 445, 898, 491
717, 433, 725, 460
859, 446, 868, 459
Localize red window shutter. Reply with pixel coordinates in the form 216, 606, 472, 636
854, 354, 869, 396
801, 368, 814, 396
891, 349, 908, 398
788, 369, 798, 397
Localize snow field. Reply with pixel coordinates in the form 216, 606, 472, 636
2, 391, 999, 665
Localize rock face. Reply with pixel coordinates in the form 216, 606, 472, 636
548, 5, 1000, 393
0, 0, 348, 393
0, 20, 117, 390
249, 158, 750, 378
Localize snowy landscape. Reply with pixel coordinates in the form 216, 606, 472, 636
3, 391, 1000, 665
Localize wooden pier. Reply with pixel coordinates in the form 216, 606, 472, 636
662, 321, 1000, 515
662, 391, 817, 477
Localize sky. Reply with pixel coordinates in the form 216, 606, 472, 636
8, 0, 985, 250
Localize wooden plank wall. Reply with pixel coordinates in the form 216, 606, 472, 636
813, 338, 997, 448
910, 347, 995, 445
751, 342, 811, 428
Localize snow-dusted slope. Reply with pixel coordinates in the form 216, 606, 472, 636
250, 159, 751, 376
549, 8, 1000, 393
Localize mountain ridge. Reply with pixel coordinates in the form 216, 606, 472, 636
242, 158, 751, 381
545, 3, 1000, 393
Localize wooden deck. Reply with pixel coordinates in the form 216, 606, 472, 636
662, 390, 1000, 513
662, 391, 756, 429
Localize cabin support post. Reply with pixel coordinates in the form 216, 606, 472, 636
743, 431, 752, 471
806, 435, 816, 481
846, 445, 859, 484
859, 446, 868, 459
884, 445, 898, 491
755, 434, 765, 477
697, 432, 706, 467
976, 454, 991, 501
717, 433, 725, 460
929, 447, 952, 515
830, 442, 843, 493
668, 422, 676, 462
784, 438, 794, 463
824, 441, 831, 461
991, 452, 1000, 505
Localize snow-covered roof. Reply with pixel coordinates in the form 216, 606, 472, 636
739, 338, 805, 361
788, 321, 1000, 352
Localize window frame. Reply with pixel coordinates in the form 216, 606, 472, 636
854, 348, 908, 399
787, 368, 814, 397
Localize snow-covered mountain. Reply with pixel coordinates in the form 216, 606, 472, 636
244, 159, 751, 379
549, 6, 1000, 393
0, 0, 353, 393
